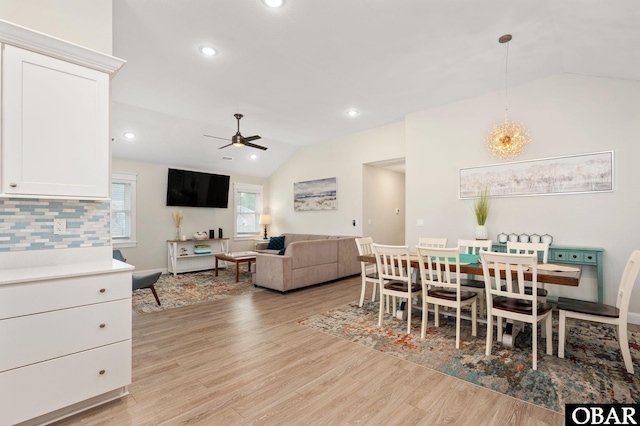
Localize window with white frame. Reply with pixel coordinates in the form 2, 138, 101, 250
234, 183, 263, 239
111, 172, 137, 247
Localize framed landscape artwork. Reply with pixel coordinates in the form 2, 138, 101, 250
294, 177, 337, 211
459, 151, 614, 199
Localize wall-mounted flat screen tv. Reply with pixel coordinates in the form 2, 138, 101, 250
166, 168, 230, 208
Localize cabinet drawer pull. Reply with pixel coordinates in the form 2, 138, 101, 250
9, 182, 17, 188
99, 323, 106, 328
99, 369, 106, 375
572, 255, 577, 259
99, 288, 106, 293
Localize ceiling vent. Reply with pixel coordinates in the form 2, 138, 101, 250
222, 156, 234, 161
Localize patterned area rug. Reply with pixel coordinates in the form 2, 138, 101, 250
132, 269, 262, 314
297, 301, 640, 414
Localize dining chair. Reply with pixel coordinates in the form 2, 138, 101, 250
558, 250, 640, 374
355, 237, 379, 307
506, 241, 549, 303
458, 239, 492, 317
417, 246, 477, 348
480, 251, 552, 370
373, 244, 421, 335
418, 237, 447, 248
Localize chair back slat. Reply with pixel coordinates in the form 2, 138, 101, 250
458, 239, 492, 255
372, 244, 412, 283
418, 237, 447, 248
417, 246, 460, 292
506, 241, 549, 264
355, 237, 374, 256
355, 237, 376, 275
480, 251, 538, 303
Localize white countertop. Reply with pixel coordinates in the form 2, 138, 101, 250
0, 259, 134, 286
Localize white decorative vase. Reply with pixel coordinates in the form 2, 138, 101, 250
475, 225, 488, 240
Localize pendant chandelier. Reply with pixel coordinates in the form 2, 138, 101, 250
485, 34, 531, 161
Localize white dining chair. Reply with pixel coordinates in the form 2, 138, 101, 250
480, 251, 553, 370
458, 239, 492, 317
355, 237, 379, 307
558, 250, 640, 374
373, 244, 421, 335
417, 246, 477, 348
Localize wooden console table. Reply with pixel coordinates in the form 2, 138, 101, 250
491, 243, 604, 303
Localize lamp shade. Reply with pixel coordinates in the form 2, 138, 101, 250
259, 214, 272, 225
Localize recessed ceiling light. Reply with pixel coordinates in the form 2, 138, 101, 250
250, 154, 258, 160
123, 132, 136, 140
199, 46, 218, 56
263, 0, 284, 7
347, 110, 359, 117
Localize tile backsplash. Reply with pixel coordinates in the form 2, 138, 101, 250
0, 199, 110, 252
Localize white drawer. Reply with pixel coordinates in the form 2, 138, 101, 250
0, 271, 131, 319
0, 340, 131, 426
0, 299, 131, 372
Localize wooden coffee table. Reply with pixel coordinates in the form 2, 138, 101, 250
215, 251, 258, 282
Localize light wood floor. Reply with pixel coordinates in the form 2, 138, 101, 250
54, 276, 563, 425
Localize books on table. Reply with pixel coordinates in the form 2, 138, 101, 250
193, 244, 211, 255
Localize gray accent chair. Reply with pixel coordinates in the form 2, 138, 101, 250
113, 249, 162, 305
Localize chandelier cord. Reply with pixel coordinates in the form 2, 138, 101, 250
504, 40, 509, 122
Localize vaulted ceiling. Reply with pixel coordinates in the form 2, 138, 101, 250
111, 0, 640, 177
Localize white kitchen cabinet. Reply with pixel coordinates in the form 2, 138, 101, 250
0, 261, 133, 426
0, 19, 125, 199
2, 44, 109, 198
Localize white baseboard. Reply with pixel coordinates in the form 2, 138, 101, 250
627, 311, 640, 325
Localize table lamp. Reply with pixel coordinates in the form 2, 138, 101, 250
259, 214, 272, 240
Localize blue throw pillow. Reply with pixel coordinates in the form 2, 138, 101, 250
278, 247, 286, 255
267, 235, 285, 250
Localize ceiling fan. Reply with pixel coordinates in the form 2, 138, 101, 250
204, 113, 267, 150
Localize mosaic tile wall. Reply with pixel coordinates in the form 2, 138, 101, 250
0, 199, 111, 252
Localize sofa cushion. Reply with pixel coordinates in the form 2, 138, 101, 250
267, 235, 285, 250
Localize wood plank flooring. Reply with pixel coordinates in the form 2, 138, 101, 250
54, 276, 563, 425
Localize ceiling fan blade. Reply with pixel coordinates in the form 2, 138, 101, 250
244, 141, 268, 151
218, 143, 234, 149
204, 134, 231, 141
242, 135, 261, 142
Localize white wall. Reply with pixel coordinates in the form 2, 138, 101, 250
268, 121, 405, 237
113, 158, 268, 271
363, 165, 405, 245
405, 73, 640, 314
0, 0, 112, 54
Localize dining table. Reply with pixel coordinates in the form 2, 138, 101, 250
357, 252, 582, 347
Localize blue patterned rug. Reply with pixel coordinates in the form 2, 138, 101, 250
297, 301, 640, 413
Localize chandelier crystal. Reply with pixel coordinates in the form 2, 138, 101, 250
485, 34, 531, 161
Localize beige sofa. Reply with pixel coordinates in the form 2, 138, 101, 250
252, 233, 360, 292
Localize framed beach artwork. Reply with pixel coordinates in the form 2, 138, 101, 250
459, 151, 614, 199
294, 177, 337, 211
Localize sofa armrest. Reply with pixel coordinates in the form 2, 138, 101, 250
255, 253, 292, 292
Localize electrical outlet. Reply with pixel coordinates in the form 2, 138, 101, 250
54, 219, 66, 235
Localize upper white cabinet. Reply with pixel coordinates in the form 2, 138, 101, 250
3, 45, 110, 198
0, 19, 125, 200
